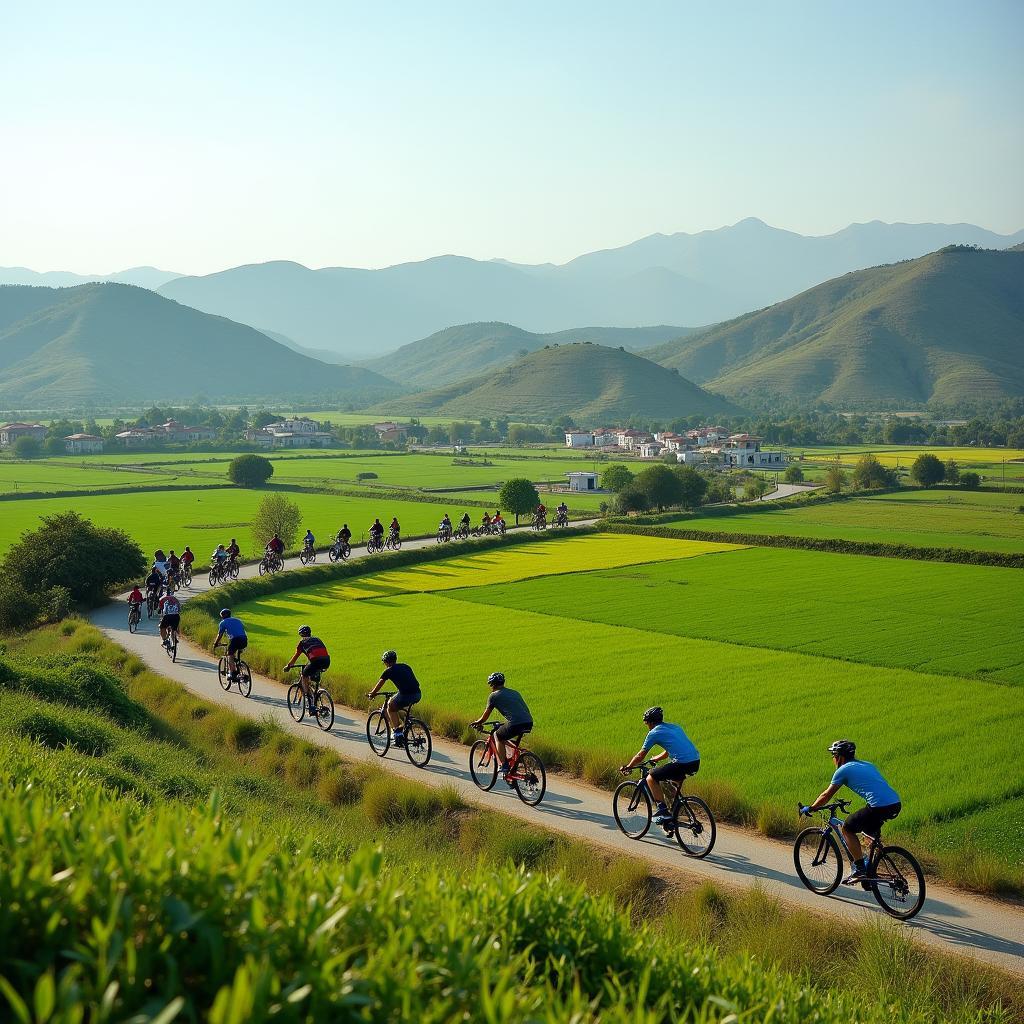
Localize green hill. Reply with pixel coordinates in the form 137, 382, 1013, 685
382, 341, 741, 420
0, 283, 401, 407
648, 246, 1024, 407
360, 321, 693, 388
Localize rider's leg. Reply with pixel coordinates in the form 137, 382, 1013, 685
842, 824, 865, 865
647, 776, 666, 806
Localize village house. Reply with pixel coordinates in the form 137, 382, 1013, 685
566, 470, 599, 491
616, 429, 651, 450
262, 417, 336, 448
686, 426, 728, 447
242, 429, 275, 448
115, 428, 159, 448
374, 421, 409, 444
636, 440, 664, 459
591, 428, 617, 447
0, 422, 47, 447
564, 429, 595, 448
721, 434, 788, 468
63, 433, 104, 454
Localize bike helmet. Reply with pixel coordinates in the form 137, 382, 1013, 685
642, 706, 663, 724
220, 608, 231, 619
828, 739, 856, 757
381, 649, 397, 663
298, 625, 312, 637
487, 671, 505, 686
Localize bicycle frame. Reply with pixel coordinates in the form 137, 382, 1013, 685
633, 761, 687, 820
808, 801, 881, 872
476, 724, 528, 778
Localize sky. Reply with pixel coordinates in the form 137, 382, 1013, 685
2, 0, 1022, 275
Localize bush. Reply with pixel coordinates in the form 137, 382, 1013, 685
911, 453, 945, 488
960, 471, 981, 489
18, 709, 114, 755
824, 463, 847, 493
250, 493, 302, 552
601, 464, 634, 493
783, 463, 804, 483
944, 459, 961, 485
356, 471, 378, 481
614, 486, 650, 514
497, 478, 540, 524
12, 436, 41, 459
227, 454, 273, 487
852, 454, 897, 489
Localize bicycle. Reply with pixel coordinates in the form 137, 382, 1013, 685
385, 530, 402, 551
214, 642, 253, 697
299, 543, 317, 565
365, 691, 432, 767
259, 551, 284, 575
794, 799, 925, 920
329, 539, 352, 561
127, 603, 142, 633
146, 589, 160, 619
208, 562, 228, 587
286, 665, 335, 731
366, 533, 384, 554
470, 722, 546, 806
181, 563, 193, 587
531, 514, 547, 531
492, 519, 506, 537
436, 525, 452, 544
163, 625, 179, 663
613, 760, 716, 858
554, 511, 569, 528
454, 523, 470, 541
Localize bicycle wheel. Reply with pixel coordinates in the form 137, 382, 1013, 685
314, 689, 334, 731
237, 661, 252, 698
328, 545, 339, 562
612, 781, 652, 839
218, 658, 231, 691
871, 846, 926, 920
208, 570, 218, 587
469, 740, 498, 790
513, 751, 546, 806
230, 563, 239, 579
287, 683, 305, 722
393, 537, 402, 550
403, 719, 432, 767
170, 634, 178, 664
366, 710, 390, 756
183, 568, 192, 587
341, 543, 351, 560
794, 828, 843, 895
128, 611, 139, 633
674, 796, 716, 858
300, 550, 310, 565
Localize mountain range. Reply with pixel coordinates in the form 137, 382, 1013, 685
648, 246, 1024, 407
0, 266, 181, 290
379, 342, 741, 422
0, 284, 400, 408
154, 220, 1024, 358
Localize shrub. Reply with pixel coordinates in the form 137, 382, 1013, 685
227, 454, 273, 487
783, 463, 804, 483
497, 478, 540, 524
12, 435, 41, 459
852, 454, 897, 489
362, 776, 463, 826
911, 453, 945, 488
600, 464, 634, 493
355, 471, 378, 481
824, 463, 847, 493
615, 486, 650, 514
250, 493, 301, 552
960, 471, 981, 489
944, 459, 961, 485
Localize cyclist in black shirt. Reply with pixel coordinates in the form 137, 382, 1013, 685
367, 650, 422, 747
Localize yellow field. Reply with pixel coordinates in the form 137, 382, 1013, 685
801, 446, 1024, 468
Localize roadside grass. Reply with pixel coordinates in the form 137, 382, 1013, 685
0, 619, 1019, 1023
657, 488, 1024, 553
451, 547, 1024, 684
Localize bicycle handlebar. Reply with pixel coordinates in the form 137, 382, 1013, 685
798, 798, 851, 817
620, 759, 658, 774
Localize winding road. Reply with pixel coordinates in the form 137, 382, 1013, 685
89, 527, 1024, 977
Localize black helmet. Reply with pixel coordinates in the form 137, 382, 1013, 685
381, 650, 397, 663
828, 739, 856, 757
487, 671, 505, 686
298, 625, 312, 637
220, 608, 231, 619
642, 706, 663, 724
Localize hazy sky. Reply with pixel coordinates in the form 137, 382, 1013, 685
3, 1, 1022, 274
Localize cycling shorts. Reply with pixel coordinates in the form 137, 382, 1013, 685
227, 636, 248, 656
390, 690, 421, 710
302, 655, 330, 679
846, 801, 901, 839
160, 613, 180, 630
650, 759, 700, 784
495, 721, 533, 744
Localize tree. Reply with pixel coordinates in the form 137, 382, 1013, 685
615, 486, 650, 514
744, 477, 770, 501
672, 465, 708, 509
959, 471, 981, 489
0, 511, 144, 628
824, 463, 847, 493
13, 436, 41, 459
634, 465, 683, 510
44, 436, 67, 457
228, 454, 274, 487
507, 424, 545, 445
783, 463, 804, 483
601, 464, 634, 493
851, 454, 896, 490
497, 478, 540, 524
911, 453, 944, 488
944, 459, 960, 485
251, 494, 302, 552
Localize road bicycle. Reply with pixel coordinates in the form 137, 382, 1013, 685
181, 563, 193, 587
286, 665, 335, 731
613, 760, 716, 858
163, 625, 178, 663
146, 589, 160, 619
259, 551, 284, 575
328, 539, 351, 562
367, 534, 384, 554
366, 691, 432, 766
436, 525, 452, 544
531, 514, 547, 531
454, 523, 471, 541
470, 722, 546, 806
127, 602, 142, 633
208, 561, 229, 587
794, 799, 926, 920
384, 529, 402, 550
554, 511, 569, 528
214, 642, 253, 697
299, 542, 317, 565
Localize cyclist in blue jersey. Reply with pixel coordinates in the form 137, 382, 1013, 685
214, 608, 248, 682
801, 739, 902, 884
620, 706, 700, 825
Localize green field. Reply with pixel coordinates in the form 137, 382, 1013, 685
800, 445, 1024, 483
0, 459, 226, 494
662, 489, 1024, 552
222, 534, 1024, 876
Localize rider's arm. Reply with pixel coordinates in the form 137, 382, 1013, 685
213, 625, 225, 647
807, 782, 841, 812
620, 746, 650, 771
367, 673, 387, 699
284, 643, 301, 670
470, 703, 493, 728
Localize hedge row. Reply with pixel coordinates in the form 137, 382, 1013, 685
0, 482, 237, 503
934, 483, 1024, 495
597, 522, 1024, 568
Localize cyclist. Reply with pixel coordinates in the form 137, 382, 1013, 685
211, 544, 229, 577
367, 650, 422, 747
214, 608, 247, 681
127, 584, 144, 615
226, 538, 241, 565
267, 533, 285, 558
336, 523, 352, 546
389, 517, 400, 540
158, 589, 182, 649
620, 706, 700, 825
303, 528, 315, 547
535, 502, 547, 524
167, 549, 181, 586
145, 565, 164, 603
470, 671, 534, 782
459, 511, 471, 532
284, 625, 330, 712
556, 501, 569, 523
439, 513, 452, 538
369, 518, 384, 546
801, 739, 902, 884
181, 546, 195, 574
481, 510, 492, 533
492, 510, 504, 533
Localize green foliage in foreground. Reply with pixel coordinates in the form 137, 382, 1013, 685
0, 626, 1015, 1024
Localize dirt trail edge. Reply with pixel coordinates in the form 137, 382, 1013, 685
89, 525, 1024, 977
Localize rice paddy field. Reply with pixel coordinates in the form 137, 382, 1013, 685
0, 459, 227, 494
661, 489, 1024, 553
224, 532, 1024, 877
800, 446, 1024, 483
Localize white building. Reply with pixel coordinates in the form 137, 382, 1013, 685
616, 429, 651, 450
566, 470, 598, 491
591, 429, 617, 447
0, 422, 46, 447
265, 417, 322, 435
722, 434, 788, 468
676, 449, 714, 466
636, 441, 664, 459
565, 430, 595, 448
64, 433, 104, 454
